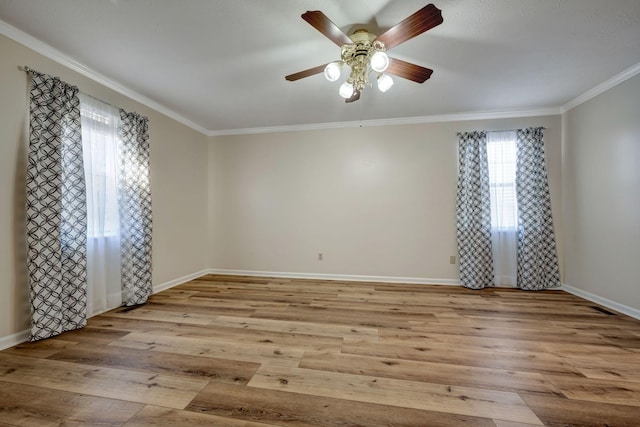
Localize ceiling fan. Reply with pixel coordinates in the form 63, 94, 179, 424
285, 4, 443, 103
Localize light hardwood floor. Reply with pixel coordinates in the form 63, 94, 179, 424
1, 274, 640, 426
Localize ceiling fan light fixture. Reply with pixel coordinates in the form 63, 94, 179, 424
339, 81, 354, 98
286, 5, 443, 102
377, 73, 394, 92
324, 61, 342, 82
370, 51, 389, 73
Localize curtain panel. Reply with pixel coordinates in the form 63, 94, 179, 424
118, 110, 153, 305
515, 127, 561, 290
26, 71, 88, 341
455, 131, 495, 289
79, 93, 123, 315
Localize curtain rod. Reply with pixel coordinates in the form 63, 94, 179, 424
19, 65, 122, 111
488, 127, 546, 132
459, 127, 547, 134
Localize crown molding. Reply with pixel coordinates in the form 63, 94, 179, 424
0, 19, 209, 135
561, 61, 640, 113
207, 107, 562, 136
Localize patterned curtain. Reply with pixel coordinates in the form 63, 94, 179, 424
118, 110, 153, 305
515, 127, 561, 290
26, 71, 87, 341
456, 131, 494, 289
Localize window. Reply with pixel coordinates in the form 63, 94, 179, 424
487, 130, 518, 286
487, 131, 518, 230
80, 95, 121, 238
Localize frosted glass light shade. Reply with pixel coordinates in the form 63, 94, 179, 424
339, 81, 354, 98
324, 62, 342, 82
370, 51, 389, 72
377, 74, 394, 92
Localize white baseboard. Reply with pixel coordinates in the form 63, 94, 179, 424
561, 283, 640, 320
0, 329, 30, 351
153, 269, 210, 293
206, 268, 460, 286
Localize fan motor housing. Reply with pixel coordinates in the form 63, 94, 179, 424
349, 29, 376, 43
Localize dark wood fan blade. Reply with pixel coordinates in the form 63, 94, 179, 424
345, 89, 361, 103
386, 57, 433, 83
285, 64, 328, 81
375, 4, 443, 50
302, 11, 353, 46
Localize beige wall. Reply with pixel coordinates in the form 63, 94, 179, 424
562, 73, 640, 310
209, 116, 562, 280
0, 33, 210, 339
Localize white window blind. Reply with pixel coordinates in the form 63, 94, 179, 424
487, 131, 518, 230
487, 130, 518, 286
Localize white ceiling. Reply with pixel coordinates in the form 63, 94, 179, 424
1, 0, 640, 135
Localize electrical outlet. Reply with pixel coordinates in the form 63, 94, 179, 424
449, 255, 456, 264
318, 253, 323, 261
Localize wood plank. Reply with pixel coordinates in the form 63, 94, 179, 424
452, 307, 617, 322
52, 326, 133, 344
3, 338, 77, 359
521, 393, 640, 426
247, 365, 543, 425
337, 290, 497, 307
209, 315, 378, 339
342, 339, 584, 375
492, 421, 542, 427
88, 315, 198, 332
549, 318, 640, 333
103, 306, 220, 325
377, 329, 606, 354
153, 323, 343, 352
541, 342, 640, 362
190, 295, 291, 309
177, 280, 375, 295
48, 343, 260, 384
566, 358, 640, 383
546, 374, 640, 406
308, 297, 456, 315
144, 299, 256, 317
153, 288, 199, 298
299, 350, 562, 396
123, 405, 278, 427
194, 290, 338, 305
405, 322, 613, 346
89, 315, 343, 352
0, 353, 207, 409
111, 332, 305, 366
0, 382, 143, 427
187, 381, 497, 427
601, 330, 640, 348
250, 305, 435, 329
